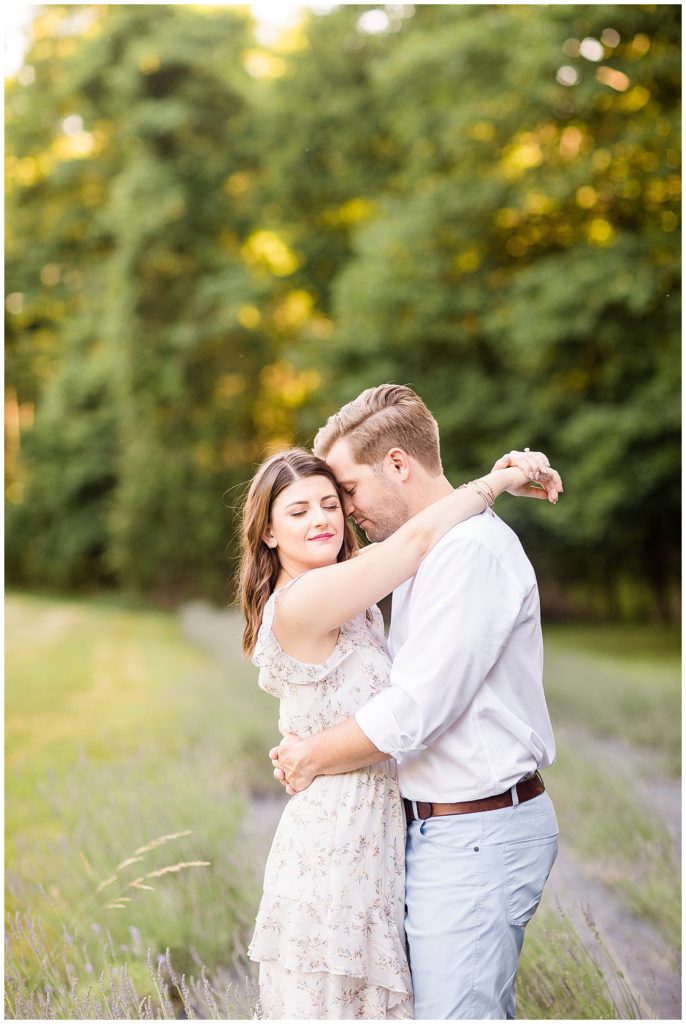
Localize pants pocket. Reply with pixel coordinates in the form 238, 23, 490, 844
502, 834, 558, 927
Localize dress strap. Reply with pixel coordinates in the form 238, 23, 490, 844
273, 570, 311, 596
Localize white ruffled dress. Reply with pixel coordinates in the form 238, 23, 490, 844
247, 582, 413, 1019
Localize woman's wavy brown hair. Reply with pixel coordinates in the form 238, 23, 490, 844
238, 448, 359, 656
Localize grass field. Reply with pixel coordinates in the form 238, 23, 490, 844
5, 592, 681, 1018
5, 592, 276, 1015
543, 624, 681, 775
542, 623, 681, 955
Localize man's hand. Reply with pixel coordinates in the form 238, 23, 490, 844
269, 718, 388, 794
492, 449, 563, 503
269, 732, 315, 796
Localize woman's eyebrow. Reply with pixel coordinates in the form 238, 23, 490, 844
285, 494, 338, 508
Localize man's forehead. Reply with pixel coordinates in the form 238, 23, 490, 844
325, 439, 370, 482
327, 462, 358, 485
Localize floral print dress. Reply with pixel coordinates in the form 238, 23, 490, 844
247, 581, 413, 1020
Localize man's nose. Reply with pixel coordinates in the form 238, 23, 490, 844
343, 497, 355, 517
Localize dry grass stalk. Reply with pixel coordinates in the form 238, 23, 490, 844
133, 830, 193, 855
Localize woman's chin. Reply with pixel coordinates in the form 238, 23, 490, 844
301, 546, 341, 568
312, 552, 339, 568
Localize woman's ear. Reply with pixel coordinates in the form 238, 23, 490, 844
263, 529, 277, 549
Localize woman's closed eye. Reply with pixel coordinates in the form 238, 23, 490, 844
291, 504, 340, 518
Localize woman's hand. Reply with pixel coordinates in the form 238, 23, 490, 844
492, 450, 563, 503
269, 732, 315, 795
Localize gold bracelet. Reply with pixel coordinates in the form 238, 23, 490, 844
471, 484, 490, 511
475, 478, 496, 506
458, 480, 493, 511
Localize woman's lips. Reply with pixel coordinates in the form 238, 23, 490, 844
309, 533, 334, 541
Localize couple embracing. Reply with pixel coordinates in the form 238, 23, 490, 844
238, 385, 562, 1020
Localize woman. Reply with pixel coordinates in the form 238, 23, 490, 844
238, 448, 544, 1019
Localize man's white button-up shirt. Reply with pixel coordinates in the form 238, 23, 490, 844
355, 508, 556, 802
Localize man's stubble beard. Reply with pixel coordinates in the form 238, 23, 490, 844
362, 491, 410, 543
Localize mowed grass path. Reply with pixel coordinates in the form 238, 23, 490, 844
5, 593, 681, 1018
6, 592, 277, 842
542, 624, 681, 954
5, 591, 277, 1011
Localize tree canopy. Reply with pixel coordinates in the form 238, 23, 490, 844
5, 4, 681, 618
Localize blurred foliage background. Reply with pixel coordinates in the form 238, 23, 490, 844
5, 2, 681, 619
4, 7, 681, 1018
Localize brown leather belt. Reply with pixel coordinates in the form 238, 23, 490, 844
403, 772, 545, 824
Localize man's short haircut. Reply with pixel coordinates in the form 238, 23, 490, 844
313, 384, 443, 476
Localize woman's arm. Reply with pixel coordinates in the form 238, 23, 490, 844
275, 467, 526, 642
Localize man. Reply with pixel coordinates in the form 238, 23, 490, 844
271, 384, 561, 1020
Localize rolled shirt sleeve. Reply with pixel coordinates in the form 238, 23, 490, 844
355, 535, 524, 763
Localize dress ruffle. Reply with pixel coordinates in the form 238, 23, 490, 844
252, 590, 358, 692
248, 893, 412, 1006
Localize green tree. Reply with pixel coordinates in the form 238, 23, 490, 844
5, 4, 680, 618
319, 4, 680, 618
6, 5, 269, 598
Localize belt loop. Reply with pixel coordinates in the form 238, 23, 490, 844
411, 800, 419, 821
510, 783, 519, 808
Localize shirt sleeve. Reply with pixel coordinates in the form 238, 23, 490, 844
355, 534, 525, 763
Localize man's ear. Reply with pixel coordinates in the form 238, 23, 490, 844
385, 448, 411, 481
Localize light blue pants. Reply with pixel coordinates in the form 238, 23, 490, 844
405, 791, 559, 1020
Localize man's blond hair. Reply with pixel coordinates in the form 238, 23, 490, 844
313, 384, 443, 476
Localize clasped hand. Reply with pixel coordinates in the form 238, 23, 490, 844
269, 732, 313, 796
492, 450, 563, 502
